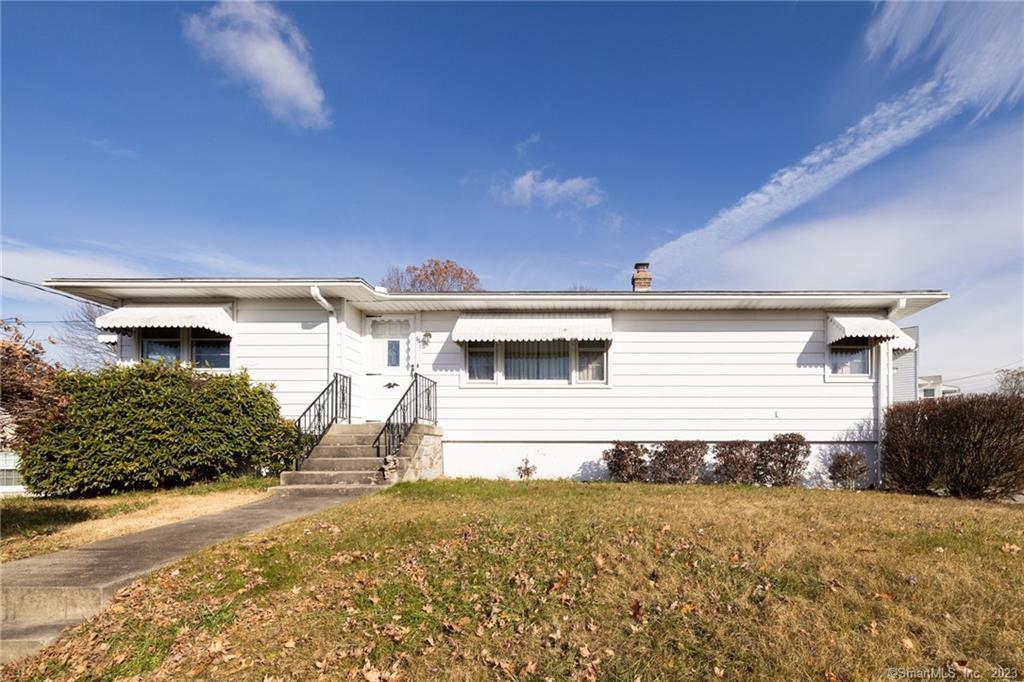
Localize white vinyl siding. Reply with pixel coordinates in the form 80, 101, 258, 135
232, 299, 330, 418
418, 310, 878, 443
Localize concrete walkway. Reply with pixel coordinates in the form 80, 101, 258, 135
0, 489, 368, 664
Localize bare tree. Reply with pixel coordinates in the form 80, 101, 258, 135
996, 367, 1024, 397
59, 302, 116, 368
567, 284, 596, 291
381, 259, 482, 292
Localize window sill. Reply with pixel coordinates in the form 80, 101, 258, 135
458, 380, 612, 390
823, 372, 874, 384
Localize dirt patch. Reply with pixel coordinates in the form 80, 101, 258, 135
2, 488, 269, 562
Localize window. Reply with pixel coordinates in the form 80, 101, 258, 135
505, 340, 571, 382
923, 388, 936, 398
462, 339, 610, 386
141, 327, 181, 363
829, 340, 871, 376
576, 340, 607, 383
371, 319, 410, 370
387, 340, 401, 367
191, 330, 230, 369
466, 342, 495, 381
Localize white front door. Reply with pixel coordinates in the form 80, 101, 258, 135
365, 316, 414, 420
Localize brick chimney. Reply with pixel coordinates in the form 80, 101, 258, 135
631, 262, 652, 292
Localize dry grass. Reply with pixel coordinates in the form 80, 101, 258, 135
0, 477, 273, 562
4, 480, 1023, 681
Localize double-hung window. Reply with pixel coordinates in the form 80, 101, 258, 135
829, 339, 871, 376
191, 330, 231, 369
576, 340, 607, 383
141, 327, 182, 363
466, 342, 496, 382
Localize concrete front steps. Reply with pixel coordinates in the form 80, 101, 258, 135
270, 422, 444, 496
271, 423, 389, 496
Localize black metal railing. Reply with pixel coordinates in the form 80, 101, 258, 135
373, 373, 437, 459
294, 373, 351, 468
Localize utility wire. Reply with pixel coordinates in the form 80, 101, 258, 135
1, 276, 111, 308
946, 361, 1022, 383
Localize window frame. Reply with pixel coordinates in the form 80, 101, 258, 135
190, 329, 232, 370
136, 327, 232, 371
465, 341, 498, 383
575, 339, 608, 384
824, 339, 875, 383
460, 339, 611, 388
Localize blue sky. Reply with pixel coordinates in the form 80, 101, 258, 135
2, 2, 1022, 389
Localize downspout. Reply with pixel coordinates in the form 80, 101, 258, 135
311, 286, 339, 379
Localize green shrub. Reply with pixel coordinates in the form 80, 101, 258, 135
18, 362, 299, 497
712, 440, 758, 484
649, 440, 706, 483
754, 433, 810, 487
602, 441, 649, 482
882, 395, 1024, 499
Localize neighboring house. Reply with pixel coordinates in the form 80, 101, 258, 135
46, 265, 947, 483
918, 375, 962, 399
892, 326, 919, 403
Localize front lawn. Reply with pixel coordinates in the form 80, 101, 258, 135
0, 476, 275, 562
5, 480, 1022, 680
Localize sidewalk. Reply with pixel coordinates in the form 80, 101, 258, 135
0, 490, 367, 664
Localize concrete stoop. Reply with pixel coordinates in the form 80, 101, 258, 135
270, 422, 444, 496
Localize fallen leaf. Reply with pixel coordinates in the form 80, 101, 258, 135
593, 554, 605, 571
873, 592, 894, 601
901, 637, 915, 651
579, 645, 591, 658
1001, 543, 1020, 555
422, 603, 433, 614
947, 660, 974, 676
283, 639, 296, 649
825, 672, 841, 682
630, 600, 643, 623
714, 666, 725, 677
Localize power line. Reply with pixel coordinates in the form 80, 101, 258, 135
1, 276, 110, 308
946, 361, 1022, 383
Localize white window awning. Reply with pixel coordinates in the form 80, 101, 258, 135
451, 312, 613, 343
827, 314, 916, 351
95, 304, 235, 336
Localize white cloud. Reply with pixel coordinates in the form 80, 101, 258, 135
514, 132, 542, 160
649, 2, 1023, 280
183, 1, 330, 129
86, 138, 140, 160
866, 2, 1024, 116
1, 241, 154, 302
498, 169, 606, 209
707, 125, 1023, 391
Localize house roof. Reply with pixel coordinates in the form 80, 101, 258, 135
43, 278, 948, 320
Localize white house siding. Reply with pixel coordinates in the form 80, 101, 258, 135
418, 310, 879, 481
233, 299, 330, 418
892, 327, 919, 403
341, 300, 368, 422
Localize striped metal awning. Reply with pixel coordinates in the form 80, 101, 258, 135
96, 303, 235, 336
451, 312, 613, 342
827, 314, 916, 351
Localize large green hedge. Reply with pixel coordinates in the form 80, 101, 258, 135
18, 362, 299, 497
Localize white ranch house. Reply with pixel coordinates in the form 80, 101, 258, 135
47, 266, 947, 487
